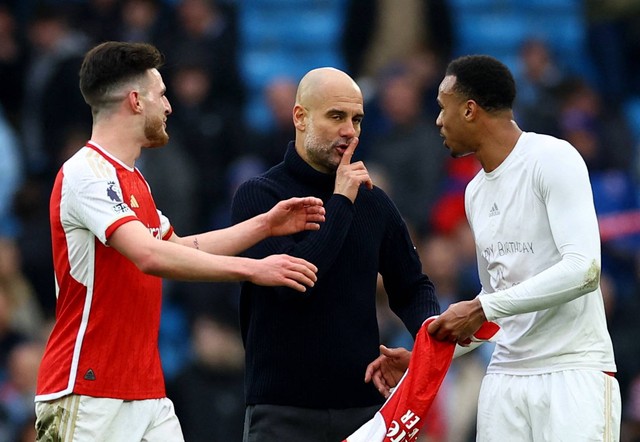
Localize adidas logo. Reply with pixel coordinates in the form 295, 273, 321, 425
489, 202, 500, 217
84, 369, 96, 381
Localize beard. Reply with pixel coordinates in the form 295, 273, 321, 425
304, 124, 341, 173
143, 114, 169, 148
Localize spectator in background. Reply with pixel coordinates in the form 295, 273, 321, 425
513, 38, 568, 137
136, 136, 199, 236
341, 0, 453, 81
116, 0, 168, 44
167, 60, 244, 232
557, 76, 635, 173
0, 236, 44, 340
0, 280, 29, 384
69, 0, 122, 45
0, 4, 26, 127
246, 76, 298, 168
168, 308, 245, 442
585, 0, 640, 103
21, 5, 90, 179
11, 176, 55, 317
354, 48, 445, 156
158, 0, 244, 106
366, 61, 449, 238
0, 341, 43, 442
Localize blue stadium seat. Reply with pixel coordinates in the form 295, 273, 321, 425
449, 0, 593, 83
454, 10, 528, 55
238, 0, 347, 130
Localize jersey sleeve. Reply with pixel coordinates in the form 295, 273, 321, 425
62, 153, 137, 245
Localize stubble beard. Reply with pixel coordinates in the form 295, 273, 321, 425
144, 114, 169, 148
304, 125, 339, 173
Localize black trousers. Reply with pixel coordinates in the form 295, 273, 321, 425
242, 403, 381, 442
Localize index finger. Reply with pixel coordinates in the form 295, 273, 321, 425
339, 137, 359, 166
364, 356, 382, 382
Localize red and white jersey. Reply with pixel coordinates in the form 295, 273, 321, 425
36, 141, 174, 402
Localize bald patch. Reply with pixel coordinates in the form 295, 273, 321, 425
296, 67, 362, 108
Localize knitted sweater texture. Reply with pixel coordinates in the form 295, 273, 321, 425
231, 143, 439, 408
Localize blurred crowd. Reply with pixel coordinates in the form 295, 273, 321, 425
0, 0, 638, 441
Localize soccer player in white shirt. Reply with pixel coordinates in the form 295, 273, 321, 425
367, 55, 621, 441
34, 41, 325, 442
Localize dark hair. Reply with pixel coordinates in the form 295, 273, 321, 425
445, 55, 516, 112
79, 41, 164, 109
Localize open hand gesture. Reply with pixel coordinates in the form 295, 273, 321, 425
250, 254, 318, 292
364, 345, 411, 398
265, 197, 326, 236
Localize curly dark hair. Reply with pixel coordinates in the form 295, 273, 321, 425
445, 55, 516, 112
79, 41, 165, 110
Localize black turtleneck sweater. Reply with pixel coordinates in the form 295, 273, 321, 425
231, 142, 440, 409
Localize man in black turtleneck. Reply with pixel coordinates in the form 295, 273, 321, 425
231, 67, 440, 442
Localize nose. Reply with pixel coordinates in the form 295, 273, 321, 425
435, 112, 442, 127
164, 96, 172, 115
340, 121, 357, 138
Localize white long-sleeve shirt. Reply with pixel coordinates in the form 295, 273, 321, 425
467, 131, 616, 374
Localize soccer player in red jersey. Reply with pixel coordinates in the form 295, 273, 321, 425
34, 41, 325, 441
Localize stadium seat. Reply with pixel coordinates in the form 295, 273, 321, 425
238, 0, 347, 130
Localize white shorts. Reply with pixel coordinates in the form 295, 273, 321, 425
476, 370, 621, 442
35, 394, 184, 442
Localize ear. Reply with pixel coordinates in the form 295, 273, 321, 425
127, 90, 143, 114
292, 104, 306, 131
464, 100, 478, 121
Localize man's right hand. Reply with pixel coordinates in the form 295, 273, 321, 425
250, 254, 318, 292
334, 137, 373, 203
364, 345, 411, 398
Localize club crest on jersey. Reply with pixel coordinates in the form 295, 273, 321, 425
106, 182, 121, 202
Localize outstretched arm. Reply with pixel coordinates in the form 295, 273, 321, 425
108, 220, 318, 291
172, 196, 325, 255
